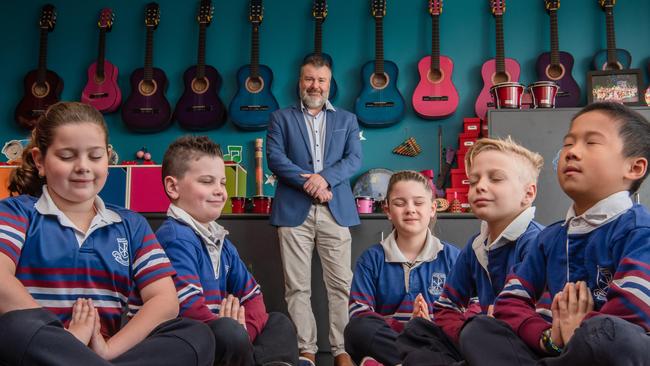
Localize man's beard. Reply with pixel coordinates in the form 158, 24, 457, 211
300, 88, 329, 110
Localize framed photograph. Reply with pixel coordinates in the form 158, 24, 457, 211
587, 69, 644, 105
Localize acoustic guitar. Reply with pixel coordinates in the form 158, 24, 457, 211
174, 0, 227, 130
592, 0, 631, 71
15, 4, 63, 130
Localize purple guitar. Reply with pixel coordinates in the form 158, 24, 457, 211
535, 0, 580, 107
174, 0, 227, 130
122, 3, 172, 133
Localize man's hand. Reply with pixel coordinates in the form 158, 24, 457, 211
315, 188, 333, 203
557, 281, 594, 343
219, 295, 247, 330
67, 298, 96, 346
301, 174, 329, 197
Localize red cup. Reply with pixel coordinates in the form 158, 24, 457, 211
231, 197, 246, 214
252, 196, 272, 214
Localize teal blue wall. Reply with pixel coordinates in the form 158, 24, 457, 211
1, 0, 649, 196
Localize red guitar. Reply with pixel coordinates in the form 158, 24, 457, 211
412, 0, 458, 119
15, 4, 63, 130
474, 0, 520, 120
81, 8, 122, 113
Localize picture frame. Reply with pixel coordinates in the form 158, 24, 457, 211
587, 68, 644, 106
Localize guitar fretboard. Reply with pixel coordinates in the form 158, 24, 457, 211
197, 22, 207, 79
549, 9, 560, 66
605, 7, 618, 66
37, 28, 49, 85
495, 14, 505, 75
250, 24, 260, 79
143, 27, 155, 82
374, 17, 384, 76
430, 14, 440, 72
96, 29, 107, 78
314, 19, 323, 55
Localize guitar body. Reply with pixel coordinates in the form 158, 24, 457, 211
121, 67, 172, 133
474, 57, 520, 120
412, 55, 458, 119
229, 64, 279, 131
355, 60, 405, 127
175, 65, 227, 130
81, 60, 121, 113
15, 69, 63, 130
535, 51, 581, 107
591, 48, 632, 70
299, 52, 338, 99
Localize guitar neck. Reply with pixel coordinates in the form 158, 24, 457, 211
197, 23, 207, 79
144, 27, 155, 81
314, 19, 323, 55
495, 14, 505, 74
96, 29, 107, 78
37, 28, 49, 84
605, 7, 618, 65
430, 14, 440, 72
374, 17, 384, 75
251, 24, 260, 78
549, 9, 560, 66
255, 138, 264, 196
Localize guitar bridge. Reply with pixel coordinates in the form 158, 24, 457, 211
365, 101, 395, 108
557, 91, 570, 97
89, 93, 109, 99
30, 109, 46, 117
422, 96, 449, 101
240, 105, 269, 111
133, 108, 160, 114
188, 105, 214, 112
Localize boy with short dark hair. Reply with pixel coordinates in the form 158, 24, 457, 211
157, 136, 298, 366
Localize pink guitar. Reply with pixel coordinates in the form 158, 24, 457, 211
474, 0, 520, 120
81, 8, 121, 113
412, 0, 458, 119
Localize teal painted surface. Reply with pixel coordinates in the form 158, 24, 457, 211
0, 0, 648, 196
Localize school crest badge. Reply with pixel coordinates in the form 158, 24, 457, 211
112, 238, 129, 267
428, 273, 446, 296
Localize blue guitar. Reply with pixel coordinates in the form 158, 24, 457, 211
591, 0, 631, 70
354, 0, 405, 127
299, 0, 338, 99
230, 0, 278, 131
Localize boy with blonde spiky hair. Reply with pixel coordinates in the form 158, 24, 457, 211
397, 137, 546, 365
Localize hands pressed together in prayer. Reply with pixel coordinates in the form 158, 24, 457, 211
547, 281, 595, 350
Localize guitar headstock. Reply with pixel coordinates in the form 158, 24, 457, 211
39, 4, 57, 32
197, 0, 213, 25
249, 0, 263, 25
371, 0, 386, 19
312, 0, 328, 20
429, 0, 443, 16
98, 8, 115, 31
545, 0, 560, 12
599, 0, 616, 10
145, 3, 160, 29
490, 0, 506, 16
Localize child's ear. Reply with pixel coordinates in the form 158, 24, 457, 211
522, 182, 537, 207
31, 147, 45, 177
163, 176, 180, 200
430, 199, 437, 219
625, 157, 648, 183
382, 200, 391, 219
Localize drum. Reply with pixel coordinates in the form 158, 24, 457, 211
490, 82, 526, 109
251, 195, 272, 214
529, 81, 560, 108
355, 196, 374, 214
230, 197, 247, 214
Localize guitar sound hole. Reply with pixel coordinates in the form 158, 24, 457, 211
605, 62, 623, 71
370, 73, 389, 89
246, 77, 264, 93
493, 72, 509, 84
191, 77, 209, 94
138, 80, 158, 96
31, 82, 50, 98
547, 64, 564, 80
427, 69, 443, 83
